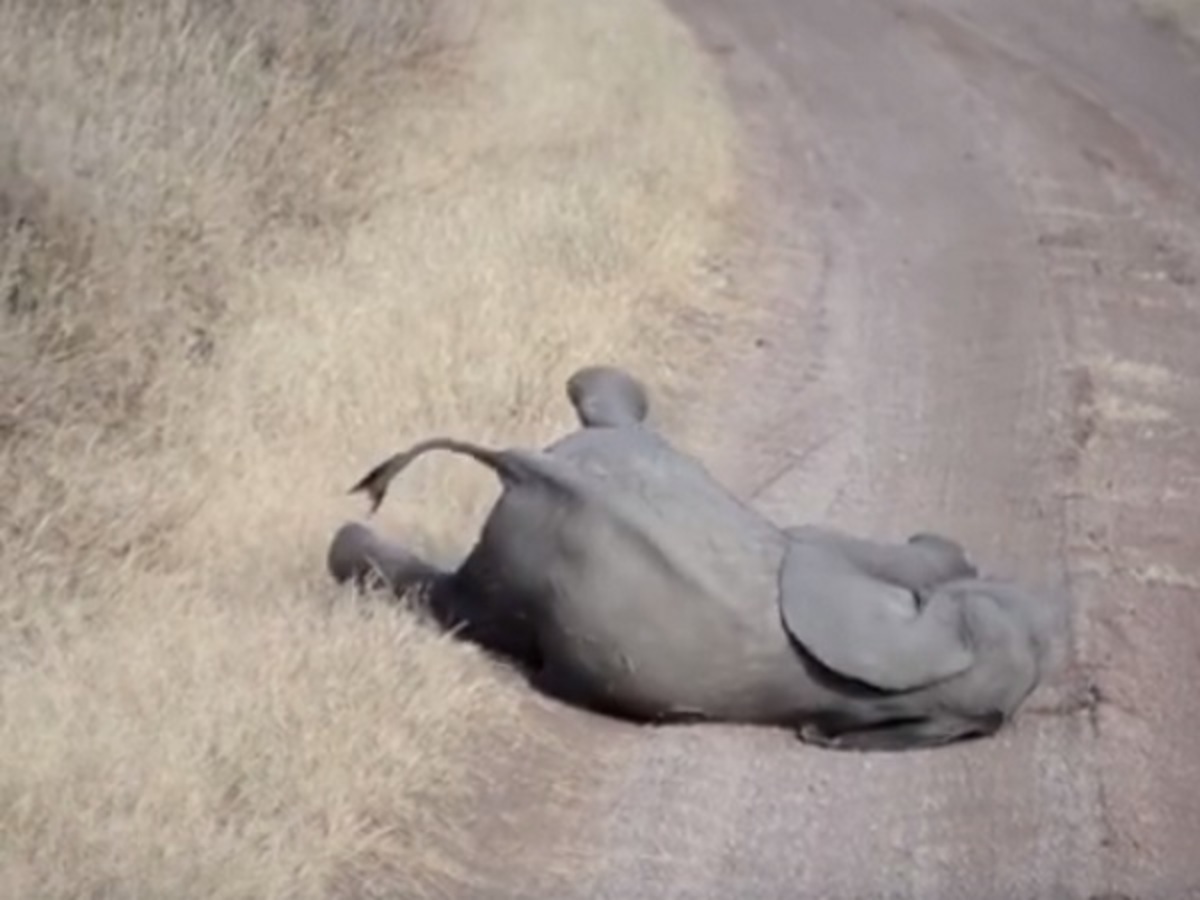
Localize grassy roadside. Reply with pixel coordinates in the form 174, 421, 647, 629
0, 0, 740, 897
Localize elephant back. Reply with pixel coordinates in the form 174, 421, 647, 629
458, 426, 795, 716
545, 426, 788, 618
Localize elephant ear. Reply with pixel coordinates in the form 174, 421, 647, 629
778, 540, 976, 692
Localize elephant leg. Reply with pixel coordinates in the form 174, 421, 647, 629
797, 711, 1004, 752
328, 522, 544, 672
565, 365, 649, 428
530, 660, 605, 712
438, 575, 545, 675
786, 524, 977, 592
529, 658, 686, 724
328, 521, 443, 592
904, 532, 978, 582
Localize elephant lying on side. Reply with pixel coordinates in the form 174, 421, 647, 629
328, 366, 1066, 751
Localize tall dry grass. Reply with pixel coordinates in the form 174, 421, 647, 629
0, 0, 739, 896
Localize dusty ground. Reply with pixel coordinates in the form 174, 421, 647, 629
0, 1, 737, 897
480, 1, 1200, 898
1140, 0, 1200, 42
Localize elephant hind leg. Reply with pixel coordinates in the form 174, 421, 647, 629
530, 662, 611, 715
530, 659, 670, 724
328, 522, 444, 591
797, 710, 1005, 752
328, 523, 544, 672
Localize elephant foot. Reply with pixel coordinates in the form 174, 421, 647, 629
326, 521, 442, 595
905, 532, 979, 581
796, 711, 1005, 752
328, 522, 382, 586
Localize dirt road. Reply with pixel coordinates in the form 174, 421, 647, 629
483, 2, 1200, 897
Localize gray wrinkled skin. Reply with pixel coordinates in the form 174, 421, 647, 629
328, 366, 1067, 751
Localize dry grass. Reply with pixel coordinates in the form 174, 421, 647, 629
0, 0, 738, 897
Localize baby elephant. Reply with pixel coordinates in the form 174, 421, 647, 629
329, 366, 1067, 752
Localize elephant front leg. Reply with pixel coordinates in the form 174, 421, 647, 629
785, 524, 977, 593
796, 711, 1005, 752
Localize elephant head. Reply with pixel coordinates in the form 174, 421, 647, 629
777, 527, 1068, 750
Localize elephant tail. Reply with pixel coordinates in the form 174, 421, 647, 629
350, 436, 568, 513
349, 437, 519, 513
